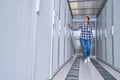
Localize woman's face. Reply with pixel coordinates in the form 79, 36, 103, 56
84, 16, 89, 23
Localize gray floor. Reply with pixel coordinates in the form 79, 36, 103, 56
65, 57, 80, 80
52, 56, 120, 80
91, 59, 116, 80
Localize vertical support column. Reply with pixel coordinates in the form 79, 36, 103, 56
50, 0, 55, 79
105, 5, 107, 62
57, 0, 61, 69
95, 20, 97, 57
31, 0, 38, 80
63, 0, 67, 63
111, 0, 114, 67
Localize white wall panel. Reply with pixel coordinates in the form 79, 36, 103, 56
0, 0, 35, 80
113, 0, 120, 70
106, 0, 113, 65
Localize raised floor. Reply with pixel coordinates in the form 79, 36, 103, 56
52, 54, 120, 80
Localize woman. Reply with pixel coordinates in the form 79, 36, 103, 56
68, 16, 93, 63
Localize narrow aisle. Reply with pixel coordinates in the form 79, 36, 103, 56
53, 56, 120, 80
96, 59, 120, 80
91, 59, 116, 80
52, 57, 76, 80
79, 58, 104, 80
65, 57, 80, 80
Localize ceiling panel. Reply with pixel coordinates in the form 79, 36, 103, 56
68, 0, 107, 18
72, 9, 98, 15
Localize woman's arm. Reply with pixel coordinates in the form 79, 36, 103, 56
90, 26, 94, 41
68, 24, 81, 31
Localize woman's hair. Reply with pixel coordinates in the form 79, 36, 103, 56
85, 16, 90, 24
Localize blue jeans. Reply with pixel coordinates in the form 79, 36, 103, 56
80, 38, 91, 58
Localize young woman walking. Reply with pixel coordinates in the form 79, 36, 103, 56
68, 16, 93, 63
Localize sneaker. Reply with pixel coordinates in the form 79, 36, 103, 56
84, 58, 87, 63
87, 57, 91, 62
